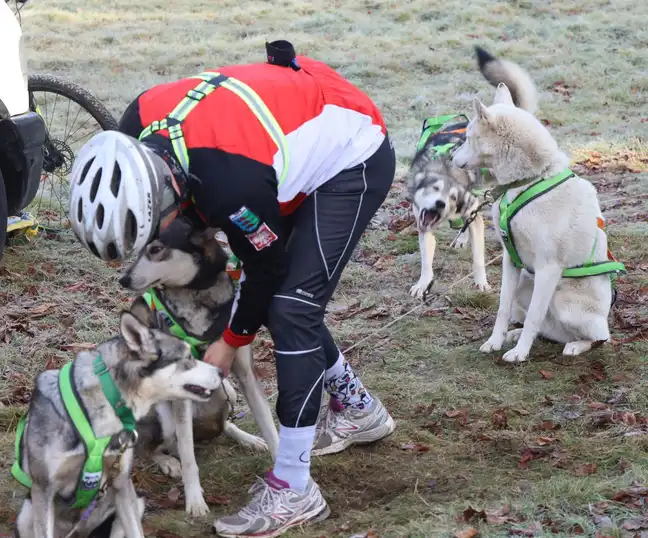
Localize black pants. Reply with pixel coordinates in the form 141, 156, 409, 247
266, 135, 396, 429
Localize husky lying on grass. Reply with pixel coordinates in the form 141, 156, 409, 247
452, 50, 626, 362
119, 217, 279, 517
12, 310, 223, 538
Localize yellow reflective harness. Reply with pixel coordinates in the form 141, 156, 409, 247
138, 71, 290, 185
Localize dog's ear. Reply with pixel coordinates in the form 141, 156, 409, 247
189, 229, 229, 266
493, 82, 514, 107
129, 296, 156, 329
473, 97, 492, 125
119, 311, 155, 355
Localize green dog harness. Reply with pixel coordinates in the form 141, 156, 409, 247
415, 114, 488, 230
498, 169, 627, 280
12, 357, 136, 509
142, 288, 208, 359
138, 71, 289, 184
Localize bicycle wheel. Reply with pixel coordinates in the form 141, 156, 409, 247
27, 74, 119, 230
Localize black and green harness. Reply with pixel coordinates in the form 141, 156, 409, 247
415, 114, 627, 283
415, 114, 488, 230
12, 357, 136, 511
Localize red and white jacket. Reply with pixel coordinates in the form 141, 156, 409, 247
119, 55, 387, 346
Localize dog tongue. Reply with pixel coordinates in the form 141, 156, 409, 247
422, 210, 439, 227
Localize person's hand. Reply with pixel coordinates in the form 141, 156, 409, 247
202, 338, 237, 377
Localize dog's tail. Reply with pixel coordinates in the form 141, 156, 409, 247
475, 46, 538, 115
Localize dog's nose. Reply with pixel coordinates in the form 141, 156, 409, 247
218, 370, 225, 380
118, 274, 131, 288
435, 200, 446, 210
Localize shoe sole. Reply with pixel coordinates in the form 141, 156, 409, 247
213, 503, 331, 538
311, 414, 396, 457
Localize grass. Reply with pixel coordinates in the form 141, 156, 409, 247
1, 0, 648, 536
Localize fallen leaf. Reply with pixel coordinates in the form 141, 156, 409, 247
44, 355, 67, 370
535, 436, 558, 446
519, 447, 549, 468
491, 408, 508, 430
454, 527, 479, 538
167, 487, 181, 502
461, 506, 487, 523
205, 495, 230, 505
575, 463, 598, 476
539, 370, 554, 380
398, 442, 430, 452
485, 505, 516, 525
445, 408, 469, 426
534, 421, 561, 431
621, 517, 648, 530
588, 402, 608, 410
64, 281, 87, 292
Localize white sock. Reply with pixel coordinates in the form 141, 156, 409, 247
272, 424, 316, 493
324, 352, 374, 410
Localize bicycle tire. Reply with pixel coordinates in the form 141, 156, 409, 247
28, 74, 119, 131
0, 168, 8, 261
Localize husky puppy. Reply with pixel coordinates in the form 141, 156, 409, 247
119, 217, 279, 517
407, 46, 541, 299
452, 47, 625, 362
13, 310, 224, 538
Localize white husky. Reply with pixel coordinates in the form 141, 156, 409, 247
452, 51, 626, 363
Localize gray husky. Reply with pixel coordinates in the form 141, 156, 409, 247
118, 217, 279, 517
407, 46, 538, 298
13, 309, 224, 538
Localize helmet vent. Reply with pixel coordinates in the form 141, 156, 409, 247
124, 209, 137, 252
89, 169, 101, 203
106, 243, 118, 261
87, 241, 100, 259
110, 163, 122, 197
96, 204, 105, 229
78, 157, 95, 186
77, 199, 83, 223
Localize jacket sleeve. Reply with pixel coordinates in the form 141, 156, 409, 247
193, 168, 287, 347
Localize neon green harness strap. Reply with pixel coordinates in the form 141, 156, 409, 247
143, 288, 206, 359
11, 415, 31, 488
139, 71, 290, 185
12, 358, 137, 509
499, 169, 627, 279
59, 361, 112, 509
416, 114, 468, 152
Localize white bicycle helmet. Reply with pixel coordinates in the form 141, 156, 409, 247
69, 131, 175, 261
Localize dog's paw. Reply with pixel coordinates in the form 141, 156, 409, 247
453, 233, 469, 249
155, 454, 182, 478
410, 275, 434, 299
479, 336, 504, 353
185, 490, 210, 517
473, 280, 491, 292
562, 340, 594, 356
505, 328, 523, 344
502, 346, 529, 363
243, 435, 269, 453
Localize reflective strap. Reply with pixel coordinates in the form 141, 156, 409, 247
143, 289, 206, 358
11, 415, 32, 489
562, 260, 627, 278
416, 114, 469, 153
59, 361, 112, 509
218, 77, 290, 184
140, 71, 290, 184
499, 170, 575, 269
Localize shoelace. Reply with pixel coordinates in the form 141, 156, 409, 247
240, 478, 288, 516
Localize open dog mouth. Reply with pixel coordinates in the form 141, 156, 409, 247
183, 384, 214, 399
419, 209, 442, 230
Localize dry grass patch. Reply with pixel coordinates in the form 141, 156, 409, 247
0, 0, 647, 535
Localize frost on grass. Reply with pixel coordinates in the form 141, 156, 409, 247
0, 0, 647, 536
